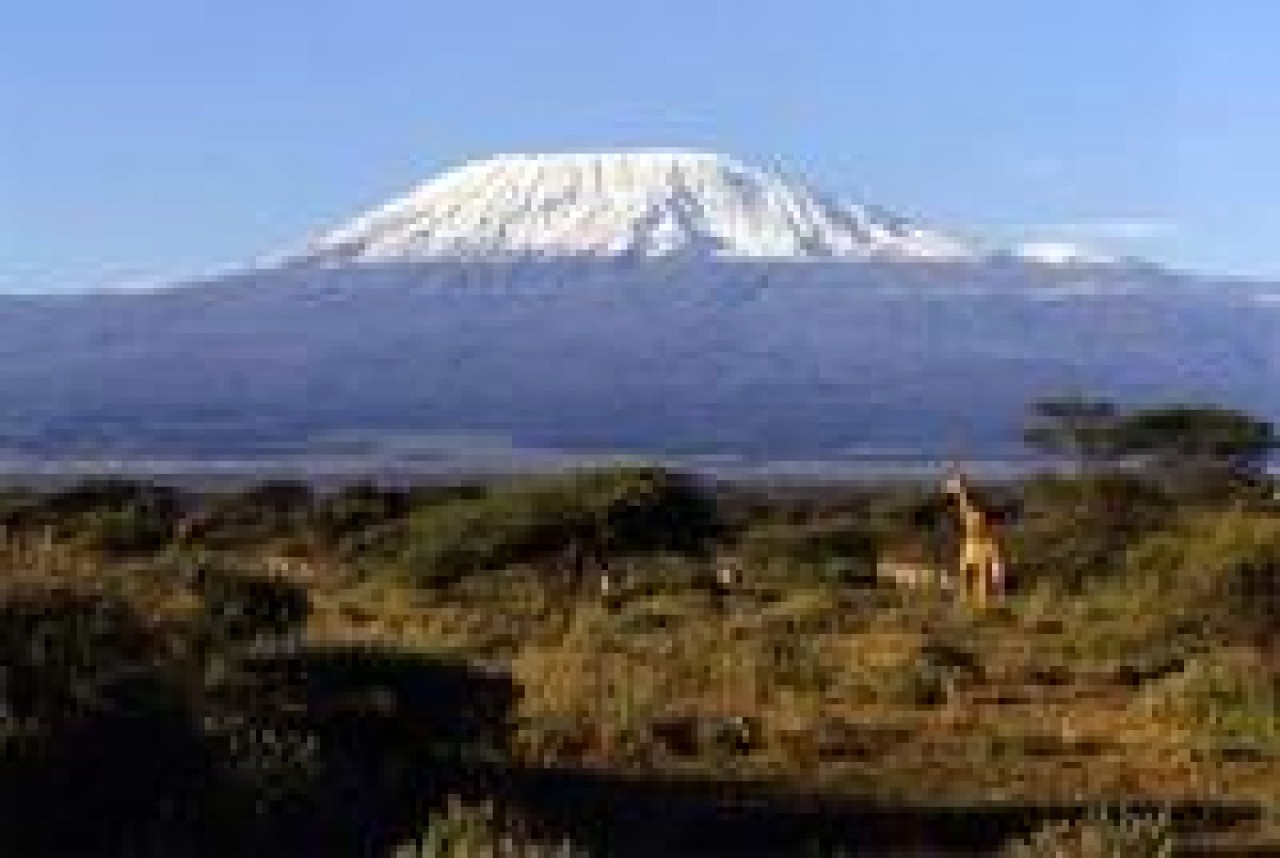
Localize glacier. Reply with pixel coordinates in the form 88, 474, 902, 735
289, 151, 977, 264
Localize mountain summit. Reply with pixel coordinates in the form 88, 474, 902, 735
293, 151, 977, 264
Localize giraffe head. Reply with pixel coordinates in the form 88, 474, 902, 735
941, 467, 970, 499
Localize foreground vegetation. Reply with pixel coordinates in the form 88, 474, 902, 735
0, 408, 1276, 855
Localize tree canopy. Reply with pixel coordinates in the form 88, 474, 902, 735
1025, 399, 1277, 478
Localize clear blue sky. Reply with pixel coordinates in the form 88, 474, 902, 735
3, 0, 1277, 290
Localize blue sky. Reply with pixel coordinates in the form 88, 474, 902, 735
3, 0, 1277, 290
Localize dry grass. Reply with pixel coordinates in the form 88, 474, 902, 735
285, 556, 1280, 811
4, 506, 1277, 825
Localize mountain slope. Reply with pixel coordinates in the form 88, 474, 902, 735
2, 151, 1276, 464
0, 261, 1276, 460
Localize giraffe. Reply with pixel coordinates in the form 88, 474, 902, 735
942, 471, 1007, 610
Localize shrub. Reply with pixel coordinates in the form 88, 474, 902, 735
0, 587, 163, 724
0, 586, 215, 855
876, 657, 951, 707
72, 503, 178, 556
564, 466, 718, 557
1005, 473, 1174, 590
1002, 807, 1176, 858
847, 646, 968, 708
401, 467, 717, 585
394, 797, 591, 857
0, 487, 39, 528
38, 479, 181, 519
1122, 510, 1280, 644
313, 483, 412, 543
6, 480, 184, 556
402, 489, 563, 585
734, 518, 877, 584
188, 481, 316, 548
1139, 650, 1279, 753
189, 558, 311, 646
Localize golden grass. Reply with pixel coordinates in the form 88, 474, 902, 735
5, 529, 1276, 809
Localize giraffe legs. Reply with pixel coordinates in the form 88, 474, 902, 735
988, 556, 1006, 602
960, 557, 1004, 611
962, 562, 986, 611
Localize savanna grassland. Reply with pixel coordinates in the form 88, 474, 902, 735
1, 408, 1278, 856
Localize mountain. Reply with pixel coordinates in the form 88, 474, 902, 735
289, 151, 976, 264
1, 152, 1277, 467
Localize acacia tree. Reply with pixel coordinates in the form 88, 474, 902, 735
1023, 397, 1124, 472
1115, 406, 1277, 477
1026, 398, 1277, 499
1114, 406, 1278, 500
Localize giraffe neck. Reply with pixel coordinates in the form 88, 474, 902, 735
954, 487, 989, 537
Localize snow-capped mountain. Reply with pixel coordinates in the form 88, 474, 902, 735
0, 151, 1275, 467
292, 151, 976, 264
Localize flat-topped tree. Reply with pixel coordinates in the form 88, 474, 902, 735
1115, 406, 1277, 476
1023, 397, 1124, 472
1113, 406, 1278, 498
1026, 398, 1277, 496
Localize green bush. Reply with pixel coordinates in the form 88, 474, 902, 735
402, 491, 553, 584
39, 479, 181, 519
313, 483, 412, 542
72, 503, 178, 555
1005, 473, 1174, 590
734, 518, 877, 583
1, 480, 184, 556
187, 481, 316, 548
1122, 510, 1280, 644
401, 467, 718, 585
